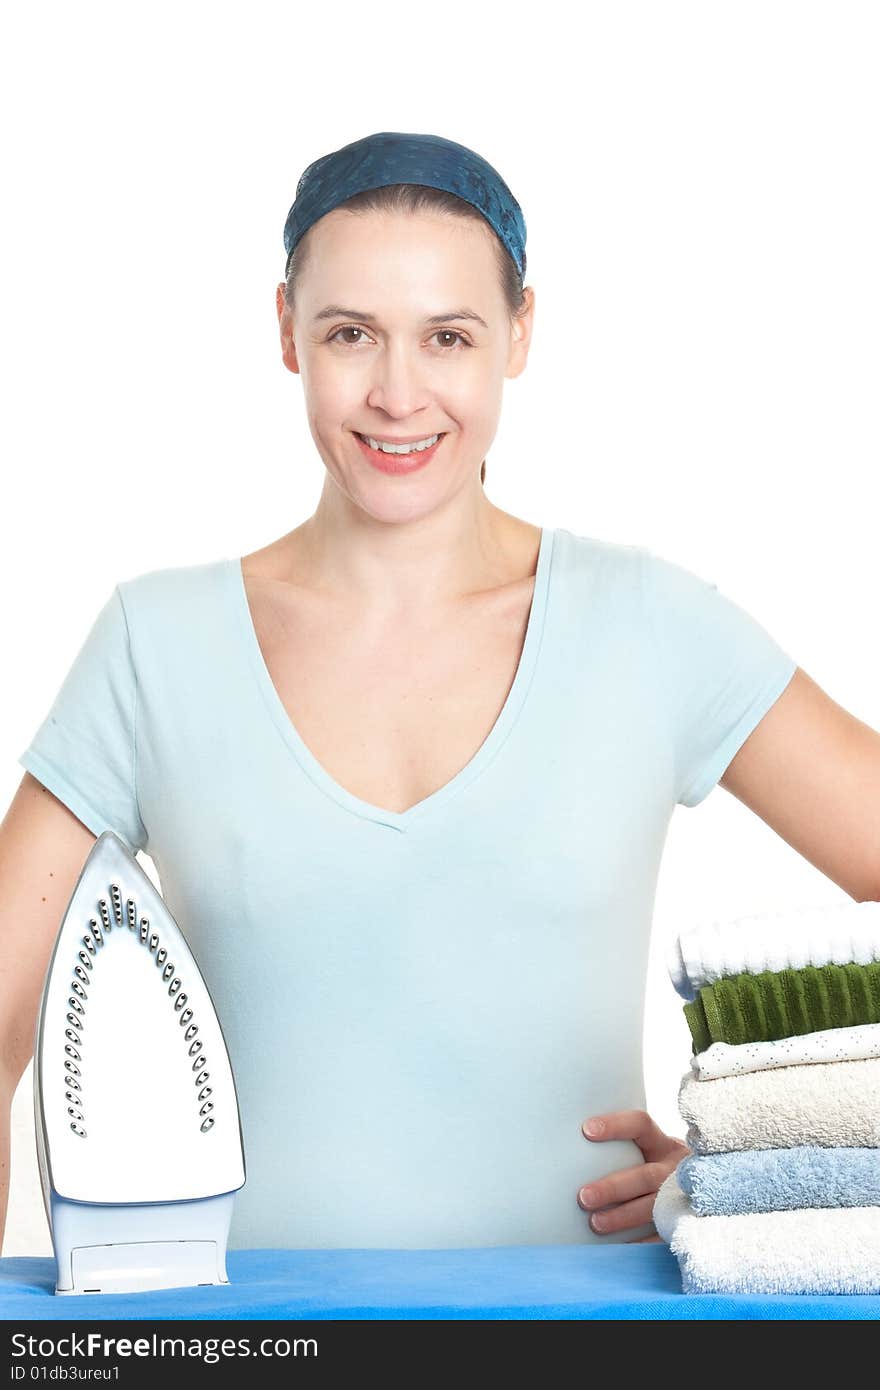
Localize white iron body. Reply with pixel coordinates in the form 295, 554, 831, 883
34, 831, 246, 1296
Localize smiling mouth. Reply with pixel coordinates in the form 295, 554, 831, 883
353, 430, 448, 472
354, 431, 447, 454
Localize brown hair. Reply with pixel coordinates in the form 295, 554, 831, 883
282, 183, 529, 487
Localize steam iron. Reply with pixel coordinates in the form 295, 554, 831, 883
33, 830, 246, 1296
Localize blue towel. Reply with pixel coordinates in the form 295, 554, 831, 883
677, 1145, 880, 1215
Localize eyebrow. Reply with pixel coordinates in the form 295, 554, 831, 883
312, 305, 489, 330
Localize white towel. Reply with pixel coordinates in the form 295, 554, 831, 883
666, 899, 880, 1002
678, 1055, 880, 1153
690, 1020, 880, 1080
653, 1169, 880, 1294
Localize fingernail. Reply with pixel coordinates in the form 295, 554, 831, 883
591, 1213, 607, 1232
584, 1119, 604, 1136
580, 1185, 599, 1206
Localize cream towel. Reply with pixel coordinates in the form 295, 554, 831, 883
667, 899, 880, 1002
678, 1055, 880, 1153
690, 1021, 880, 1080
653, 1168, 880, 1294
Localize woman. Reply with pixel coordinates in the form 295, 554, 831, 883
4, 132, 878, 1252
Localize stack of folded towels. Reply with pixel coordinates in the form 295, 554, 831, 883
652, 899, 880, 1294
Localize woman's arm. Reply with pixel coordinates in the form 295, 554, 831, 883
0, 1072, 15, 1254
0, 772, 98, 1250
718, 666, 880, 903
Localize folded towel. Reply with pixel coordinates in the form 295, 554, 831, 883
689, 1021, 880, 1080
676, 1145, 880, 1214
678, 1055, 880, 1153
653, 1168, 880, 1294
667, 899, 880, 1002
683, 961, 880, 1052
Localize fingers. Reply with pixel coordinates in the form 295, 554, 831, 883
577, 1159, 668, 1214
628, 1234, 665, 1244
581, 1191, 658, 1236
582, 1110, 684, 1162
578, 1109, 689, 1237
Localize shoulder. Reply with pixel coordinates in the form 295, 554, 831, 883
115, 556, 230, 622
551, 526, 647, 601
552, 528, 726, 613
550, 531, 737, 645
110, 558, 234, 673
554, 526, 644, 564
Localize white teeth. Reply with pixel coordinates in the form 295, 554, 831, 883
360, 433, 440, 455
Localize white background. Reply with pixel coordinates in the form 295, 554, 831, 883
1, 1, 877, 1255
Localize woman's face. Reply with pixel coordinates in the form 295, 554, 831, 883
276, 208, 533, 523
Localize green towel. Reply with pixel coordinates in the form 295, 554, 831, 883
684, 961, 880, 1052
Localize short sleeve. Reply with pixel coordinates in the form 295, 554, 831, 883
641, 548, 798, 809
18, 584, 148, 852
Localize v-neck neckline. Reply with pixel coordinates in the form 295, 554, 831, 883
224, 526, 556, 833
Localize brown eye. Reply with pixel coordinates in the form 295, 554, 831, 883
328, 326, 370, 345
434, 330, 469, 350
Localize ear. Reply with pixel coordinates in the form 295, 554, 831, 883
506, 285, 535, 381
276, 284, 301, 376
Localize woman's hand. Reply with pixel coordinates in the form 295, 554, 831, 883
577, 1109, 690, 1242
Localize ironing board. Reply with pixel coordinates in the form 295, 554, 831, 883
1, 1246, 878, 1319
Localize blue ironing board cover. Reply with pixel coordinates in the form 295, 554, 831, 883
1, 1246, 878, 1320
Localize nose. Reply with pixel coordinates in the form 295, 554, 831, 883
365, 340, 433, 420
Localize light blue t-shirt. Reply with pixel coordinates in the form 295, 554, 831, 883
18, 526, 797, 1249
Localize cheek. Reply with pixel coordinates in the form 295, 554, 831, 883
455, 369, 503, 428
308, 368, 363, 421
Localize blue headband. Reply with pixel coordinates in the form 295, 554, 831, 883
283, 131, 527, 283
